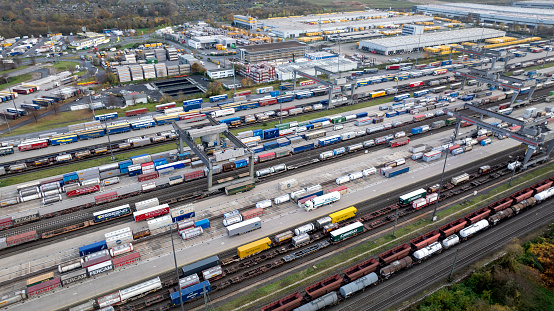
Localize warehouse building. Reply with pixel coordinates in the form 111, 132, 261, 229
237, 41, 309, 63
187, 36, 236, 49
358, 28, 505, 55
233, 15, 258, 30
260, 11, 433, 38
414, 3, 554, 27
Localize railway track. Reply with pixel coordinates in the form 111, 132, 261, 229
113, 148, 533, 311
1, 74, 527, 178
0, 91, 541, 256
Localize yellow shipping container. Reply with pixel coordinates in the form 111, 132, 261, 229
329, 206, 357, 223
237, 237, 272, 258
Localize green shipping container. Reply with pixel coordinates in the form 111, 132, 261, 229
225, 181, 255, 195
330, 222, 364, 243
276, 123, 290, 130
298, 121, 311, 127
445, 118, 457, 125
549, 91, 554, 96
332, 116, 346, 124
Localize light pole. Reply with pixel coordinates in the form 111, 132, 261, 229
431, 120, 460, 221
170, 225, 185, 311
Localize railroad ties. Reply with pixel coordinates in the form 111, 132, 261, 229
283, 241, 331, 263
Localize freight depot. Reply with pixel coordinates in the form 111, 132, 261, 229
0, 95, 540, 251
12, 161, 554, 311
4, 127, 536, 311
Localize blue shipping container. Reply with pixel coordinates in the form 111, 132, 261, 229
63, 173, 79, 183
183, 102, 202, 112
385, 166, 410, 178
263, 141, 279, 151
297, 190, 324, 202
293, 143, 315, 153
386, 111, 398, 118
253, 129, 263, 138
278, 140, 291, 147
252, 146, 264, 153
263, 128, 279, 140
270, 91, 280, 97
78, 240, 108, 256
355, 112, 368, 118
154, 158, 168, 167
306, 124, 314, 130
51, 134, 78, 145
170, 281, 212, 306
234, 159, 248, 168
412, 127, 423, 134
195, 219, 210, 229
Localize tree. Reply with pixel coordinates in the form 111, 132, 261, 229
106, 95, 119, 108
159, 94, 174, 104
13, 57, 21, 67
27, 108, 40, 122
206, 81, 223, 97
30, 56, 37, 66
191, 62, 206, 74
68, 63, 77, 75
102, 72, 118, 85
241, 77, 253, 88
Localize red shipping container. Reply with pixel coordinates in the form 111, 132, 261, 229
113, 252, 141, 268
300, 80, 315, 86
258, 152, 276, 162
448, 144, 460, 152
18, 141, 48, 152
7, 231, 38, 246
66, 185, 100, 197
82, 255, 111, 269
259, 98, 278, 106
375, 137, 387, 145
281, 106, 296, 112
391, 138, 410, 148
138, 171, 159, 182
328, 185, 347, 194
95, 191, 118, 204
125, 108, 148, 117
27, 278, 61, 297
141, 161, 154, 168
156, 103, 176, 111
134, 206, 170, 222
409, 81, 423, 88
235, 90, 251, 97
184, 170, 204, 181
0, 217, 12, 230
413, 114, 426, 122
241, 208, 263, 220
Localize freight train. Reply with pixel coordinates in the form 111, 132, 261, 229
260, 178, 554, 311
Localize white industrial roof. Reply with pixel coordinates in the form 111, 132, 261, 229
360, 28, 505, 49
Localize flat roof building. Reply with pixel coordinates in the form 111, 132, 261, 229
260, 11, 433, 38
234, 15, 258, 30
414, 3, 554, 27
238, 41, 309, 63
358, 28, 505, 55
513, 1, 554, 9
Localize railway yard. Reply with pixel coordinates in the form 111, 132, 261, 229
1, 32, 554, 311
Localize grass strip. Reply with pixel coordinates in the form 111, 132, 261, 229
217, 162, 554, 311
0, 144, 176, 187
0, 73, 33, 91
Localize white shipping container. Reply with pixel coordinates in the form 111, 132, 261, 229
362, 167, 377, 176
106, 232, 133, 249
256, 199, 272, 209
348, 171, 363, 180
223, 215, 242, 227
294, 223, 315, 236
147, 215, 172, 231
442, 234, 460, 249
290, 189, 306, 199
336, 176, 350, 185
110, 242, 133, 257
105, 227, 131, 239
274, 194, 291, 204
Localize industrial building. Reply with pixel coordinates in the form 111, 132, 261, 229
68, 32, 109, 50
513, 1, 554, 9
273, 57, 357, 80
187, 35, 236, 49
207, 69, 235, 80
402, 24, 425, 36
358, 28, 505, 55
237, 41, 308, 63
260, 11, 433, 38
233, 15, 258, 30
414, 3, 554, 27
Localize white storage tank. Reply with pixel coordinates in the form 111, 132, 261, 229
442, 234, 460, 249
223, 215, 242, 227
534, 187, 554, 201
291, 233, 310, 247
362, 167, 377, 176
290, 189, 306, 200
294, 223, 314, 236
459, 219, 489, 239
412, 242, 442, 262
